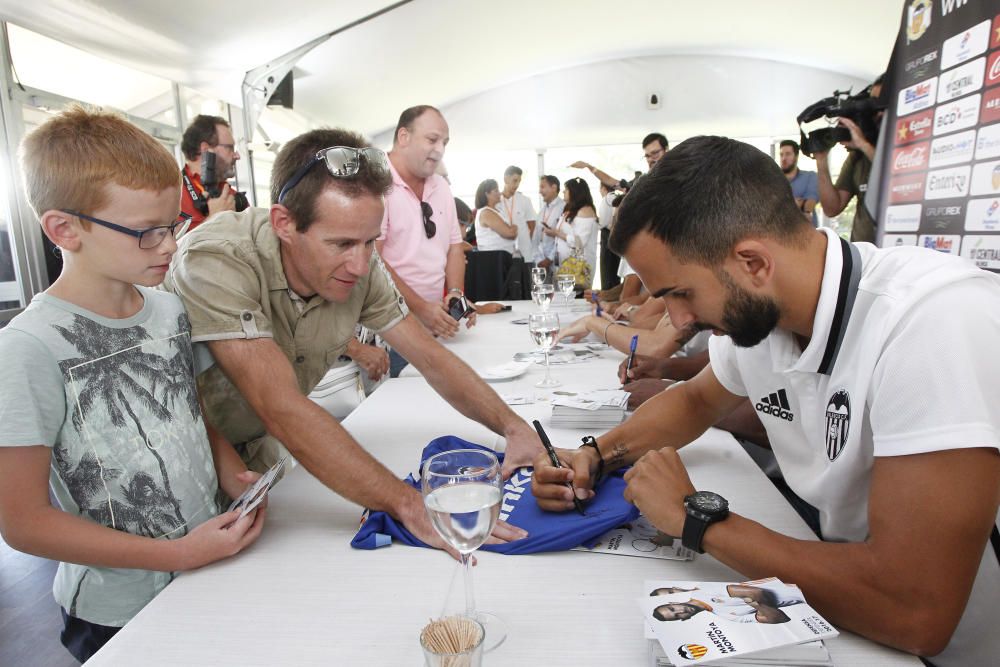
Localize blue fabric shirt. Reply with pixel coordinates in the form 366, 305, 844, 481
351, 436, 639, 554
788, 169, 819, 227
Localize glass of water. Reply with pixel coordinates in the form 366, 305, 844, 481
556, 275, 576, 307
531, 283, 554, 312
422, 449, 506, 652
529, 312, 561, 387
530, 266, 547, 287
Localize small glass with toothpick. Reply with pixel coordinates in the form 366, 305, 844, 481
420, 615, 485, 667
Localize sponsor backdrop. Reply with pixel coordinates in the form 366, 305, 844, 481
875, 0, 1000, 271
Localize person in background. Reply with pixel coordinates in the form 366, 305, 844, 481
498, 165, 538, 262
179, 114, 242, 229
473, 178, 517, 254
779, 140, 818, 226
536, 175, 565, 271
545, 177, 598, 283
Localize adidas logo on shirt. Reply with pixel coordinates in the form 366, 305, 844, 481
756, 388, 794, 422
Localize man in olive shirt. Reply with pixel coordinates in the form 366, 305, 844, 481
163, 127, 539, 550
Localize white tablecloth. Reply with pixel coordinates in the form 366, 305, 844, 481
89, 302, 919, 666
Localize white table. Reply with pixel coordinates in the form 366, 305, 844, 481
89, 302, 920, 666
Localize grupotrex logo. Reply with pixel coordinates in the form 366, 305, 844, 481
677, 644, 708, 660
756, 389, 794, 422
825, 390, 851, 461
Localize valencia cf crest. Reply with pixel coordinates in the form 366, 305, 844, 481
906, 0, 932, 44
677, 644, 708, 660
825, 390, 851, 461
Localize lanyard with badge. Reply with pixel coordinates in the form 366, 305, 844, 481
501, 195, 516, 222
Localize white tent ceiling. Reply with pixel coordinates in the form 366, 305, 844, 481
0, 0, 902, 143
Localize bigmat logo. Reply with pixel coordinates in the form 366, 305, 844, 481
934, 93, 980, 136
988, 50, 1000, 88
964, 197, 1000, 231
918, 234, 961, 254
896, 108, 934, 144
925, 165, 971, 200
940, 19, 990, 70
898, 78, 938, 116
892, 141, 930, 173
937, 57, 985, 103
929, 129, 976, 167
981, 86, 1000, 124
961, 235, 1000, 270
884, 204, 922, 232
889, 172, 927, 203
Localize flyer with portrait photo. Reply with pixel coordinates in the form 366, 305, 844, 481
639, 577, 837, 666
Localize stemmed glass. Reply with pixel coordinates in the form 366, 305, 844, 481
557, 275, 576, 308
529, 312, 561, 387
531, 283, 554, 312
422, 449, 506, 652
530, 266, 547, 288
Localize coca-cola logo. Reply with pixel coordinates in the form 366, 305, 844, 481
989, 51, 1000, 86
893, 143, 929, 172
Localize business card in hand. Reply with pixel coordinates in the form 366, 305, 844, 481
228, 456, 287, 520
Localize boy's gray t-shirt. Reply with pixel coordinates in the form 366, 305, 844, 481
0, 288, 219, 626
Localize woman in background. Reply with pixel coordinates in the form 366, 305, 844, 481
546, 176, 598, 280
473, 178, 517, 254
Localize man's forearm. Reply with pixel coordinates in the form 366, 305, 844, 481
445, 243, 466, 294
815, 155, 846, 215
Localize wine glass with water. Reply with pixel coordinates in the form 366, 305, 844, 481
556, 275, 576, 308
531, 283, 554, 312
422, 449, 506, 651
529, 312, 561, 388
530, 266, 547, 288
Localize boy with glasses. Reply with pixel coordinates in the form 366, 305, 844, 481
0, 107, 266, 663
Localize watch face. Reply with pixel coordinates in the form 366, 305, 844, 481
689, 491, 728, 514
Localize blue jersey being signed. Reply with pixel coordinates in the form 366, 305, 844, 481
351, 436, 638, 554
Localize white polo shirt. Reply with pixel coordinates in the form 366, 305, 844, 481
708, 227, 1000, 667
498, 192, 537, 261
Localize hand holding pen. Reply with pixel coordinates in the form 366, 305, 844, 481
622, 334, 639, 385
532, 420, 586, 515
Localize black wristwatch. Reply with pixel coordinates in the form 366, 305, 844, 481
681, 491, 729, 553
579, 436, 604, 483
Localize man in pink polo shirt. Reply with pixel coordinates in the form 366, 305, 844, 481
377, 105, 471, 376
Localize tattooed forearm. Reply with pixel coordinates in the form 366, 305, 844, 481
610, 443, 629, 468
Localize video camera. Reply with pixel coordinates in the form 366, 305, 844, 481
200, 151, 250, 214
796, 85, 885, 158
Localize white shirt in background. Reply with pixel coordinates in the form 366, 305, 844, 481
474, 206, 516, 254
538, 197, 565, 263
498, 192, 537, 261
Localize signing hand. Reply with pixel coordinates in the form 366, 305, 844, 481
556, 315, 591, 344
618, 354, 668, 384
624, 378, 675, 410
623, 448, 695, 537
530, 446, 599, 512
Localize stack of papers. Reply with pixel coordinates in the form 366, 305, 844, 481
640, 577, 837, 666
550, 388, 628, 428
572, 515, 695, 561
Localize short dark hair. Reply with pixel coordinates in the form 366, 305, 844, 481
641, 132, 669, 151
652, 603, 700, 622
393, 105, 442, 144
504, 165, 523, 178
475, 179, 499, 209
611, 136, 810, 264
454, 196, 473, 224
270, 127, 392, 232
540, 174, 560, 189
181, 114, 229, 161
779, 139, 800, 155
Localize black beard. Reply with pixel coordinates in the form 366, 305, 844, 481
719, 279, 780, 348
781, 165, 796, 175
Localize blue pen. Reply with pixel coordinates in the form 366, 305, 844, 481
591, 291, 602, 316
624, 334, 639, 382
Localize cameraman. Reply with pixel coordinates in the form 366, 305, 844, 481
814, 75, 883, 243
180, 114, 242, 229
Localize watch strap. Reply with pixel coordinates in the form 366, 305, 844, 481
682, 511, 710, 554
579, 436, 604, 483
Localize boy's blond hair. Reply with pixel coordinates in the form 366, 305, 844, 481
19, 105, 180, 223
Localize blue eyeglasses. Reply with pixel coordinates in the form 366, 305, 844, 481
277, 146, 390, 204
63, 210, 192, 249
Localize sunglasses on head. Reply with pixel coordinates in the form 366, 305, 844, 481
278, 146, 389, 204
